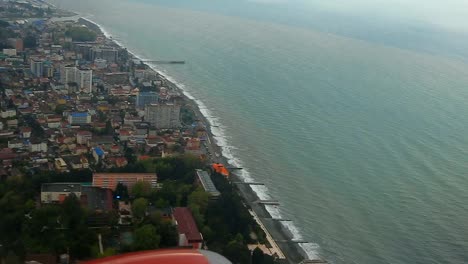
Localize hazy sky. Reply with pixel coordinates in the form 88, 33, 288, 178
293, 0, 468, 32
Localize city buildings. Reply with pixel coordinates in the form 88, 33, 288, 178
77, 68, 93, 93
94, 58, 107, 69
60, 65, 77, 84
92, 172, 158, 190
144, 103, 181, 129
60, 66, 93, 93
41, 183, 113, 211
92, 46, 118, 63
30, 58, 43, 77
68, 112, 91, 125
136, 91, 159, 108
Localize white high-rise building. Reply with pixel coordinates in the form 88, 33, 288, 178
60, 66, 93, 93
77, 68, 93, 93
60, 65, 77, 84
30, 59, 43, 78
144, 103, 181, 129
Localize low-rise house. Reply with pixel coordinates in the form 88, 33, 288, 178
1, 109, 16, 118
89, 136, 114, 150
41, 183, 113, 211
119, 129, 132, 141
54, 158, 68, 172
67, 156, 89, 170
20, 127, 32, 139
8, 139, 23, 149
145, 137, 165, 148
110, 145, 120, 154
74, 145, 89, 155
172, 207, 203, 249
46, 115, 62, 128
77, 130, 93, 145
30, 140, 48, 153
107, 156, 128, 168
6, 119, 18, 128
124, 115, 141, 126
92, 147, 105, 162
0, 130, 13, 138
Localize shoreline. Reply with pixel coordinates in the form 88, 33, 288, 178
76, 16, 323, 264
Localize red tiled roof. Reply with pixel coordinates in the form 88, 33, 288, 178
173, 207, 202, 241
77, 130, 92, 136
120, 130, 131, 136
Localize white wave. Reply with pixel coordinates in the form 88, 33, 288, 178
264, 205, 282, 218
281, 220, 303, 240
78, 16, 322, 262
251, 185, 271, 200
298, 243, 322, 261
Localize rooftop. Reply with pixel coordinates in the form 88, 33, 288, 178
196, 170, 220, 197
71, 112, 89, 117
41, 182, 82, 193
173, 207, 202, 241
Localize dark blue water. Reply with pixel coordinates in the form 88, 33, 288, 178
51, 1, 468, 263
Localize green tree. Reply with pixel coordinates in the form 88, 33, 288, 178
65, 27, 97, 42
133, 225, 160, 250
24, 35, 37, 49
115, 182, 129, 200
61, 194, 95, 259
22, 205, 65, 254
131, 181, 152, 198
131, 198, 148, 219
223, 240, 251, 264
188, 187, 210, 213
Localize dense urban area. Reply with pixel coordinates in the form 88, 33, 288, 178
0, 1, 283, 263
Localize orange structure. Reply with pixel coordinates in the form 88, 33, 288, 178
212, 163, 229, 177
92, 173, 157, 190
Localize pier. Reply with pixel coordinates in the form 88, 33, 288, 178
233, 181, 265, 185
261, 217, 292, 222
140, 60, 185, 64
254, 200, 280, 205
275, 240, 310, 244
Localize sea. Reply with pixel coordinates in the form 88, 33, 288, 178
49, 1, 468, 263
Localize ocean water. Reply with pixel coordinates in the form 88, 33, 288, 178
50, 1, 468, 263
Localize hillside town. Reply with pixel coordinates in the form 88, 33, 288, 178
0, 1, 291, 264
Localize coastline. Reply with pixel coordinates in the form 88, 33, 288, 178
76, 16, 323, 264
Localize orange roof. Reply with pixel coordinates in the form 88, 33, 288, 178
212, 163, 229, 177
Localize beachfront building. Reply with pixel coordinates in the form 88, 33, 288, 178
136, 91, 159, 108
92, 172, 158, 190
92, 47, 118, 63
94, 58, 107, 69
144, 103, 181, 129
172, 207, 203, 249
195, 169, 220, 199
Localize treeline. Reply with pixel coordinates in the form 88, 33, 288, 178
65, 26, 97, 42
0, 154, 278, 263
